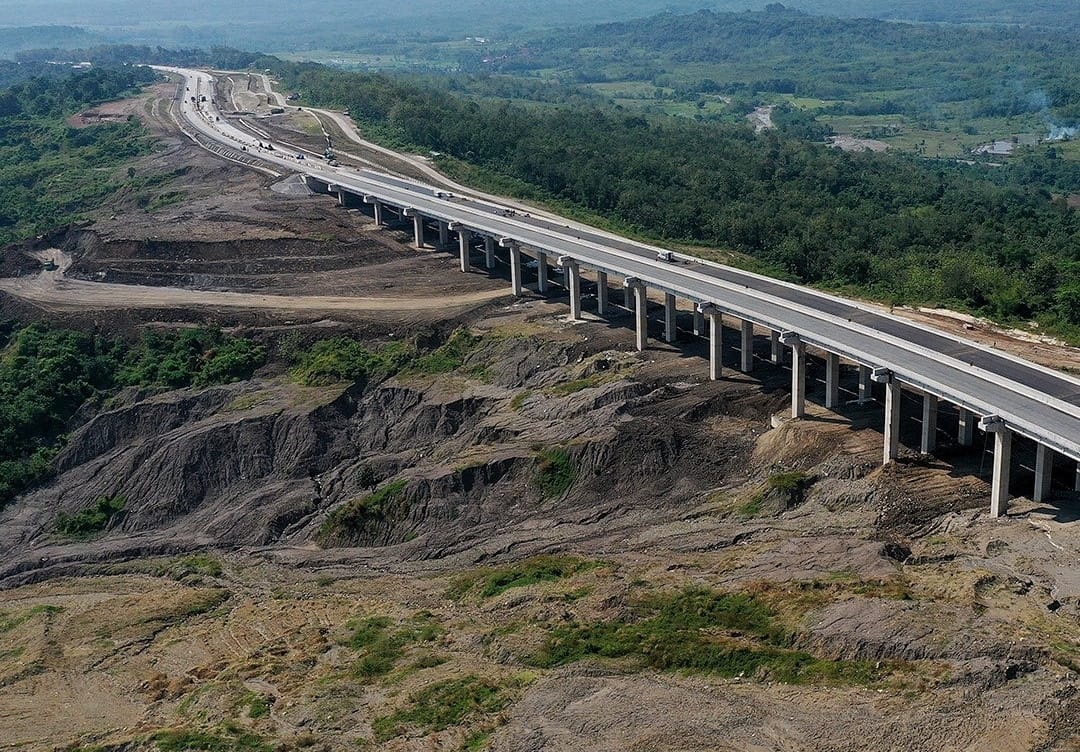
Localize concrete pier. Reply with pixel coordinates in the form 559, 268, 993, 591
921, 394, 938, 454
411, 212, 425, 249
883, 379, 901, 464
623, 281, 633, 310
857, 365, 872, 404
693, 309, 704, 337
981, 416, 1012, 517
484, 236, 495, 269
626, 278, 647, 350
501, 239, 522, 296
740, 320, 754, 373
596, 271, 608, 314
825, 352, 840, 408
664, 293, 677, 343
1034, 444, 1053, 502
700, 304, 722, 380
770, 330, 782, 364
566, 259, 581, 319
455, 226, 471, 273
958, 408, 975, 447
438, 220, 449, 249
780, 332, 805, 418
363, 196, 383, 225
536, 251, 549, 293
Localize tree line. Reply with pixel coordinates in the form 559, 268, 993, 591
271, 61, 1079, 339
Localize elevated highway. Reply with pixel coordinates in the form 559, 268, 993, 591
160, 65, 1080, 516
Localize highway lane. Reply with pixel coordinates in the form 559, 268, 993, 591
360, 170, 1080, 408
161, 66, 1080, 463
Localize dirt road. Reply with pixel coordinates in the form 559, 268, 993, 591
0, 250, 506, 314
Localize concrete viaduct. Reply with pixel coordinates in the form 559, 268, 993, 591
159, 65, 1080, 518
310, 174, 1080, 517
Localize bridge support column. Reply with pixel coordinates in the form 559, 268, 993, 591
438, 220, 449, 249
857, 365, 873, 404
780, 332, 805, 418
1076, 462, 1080, 492
981, 417, 1012, 517
457, 227, 472, 273
700, 304, 721, 381
770, 330, 782, 364
501, 239, 522, 296
1034, 444, 1053, 503
484, 237, 496, 269
664, 294, 677, 343
921, 395, 938, 454
626, 279, 647, 351
740, 320, 754, 373
411, 212, 425, 249
372, 201, 383, 226
693, 309, 704, 337
596, 271, 608, 315
567, 260, 581, 320
624, 282, 632, 310
884, 380, 901, 464
871, 368, 900, 464
825, 352, 840, 408
958, 408, 975, 447
536, 252, 549, 294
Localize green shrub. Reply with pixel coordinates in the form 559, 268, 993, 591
532, 447, 575, 498
318, 478, 409, 546
289, 337, 407, 386
55, 495, 126, 538
406, 328, 482, 375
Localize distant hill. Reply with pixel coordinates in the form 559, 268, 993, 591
0, 25, 103, 58
0, 0, 1074, 56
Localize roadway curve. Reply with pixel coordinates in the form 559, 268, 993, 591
159, 66, 1080, 465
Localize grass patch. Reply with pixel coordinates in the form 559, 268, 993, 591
318, 478, 409, 546
55, 495, 126, 538
342, 612, 444, 680
738, 471, 815, 518
152, 725, 271, 752
509, 390, 531, 411
165, 554, 224, 579
0, 604, 64, 634
448, 555, 602, 599
243, 692, 270, 719
550, 375, 602, 396
528, 587, 887, 685
531, 447, 575, 499
371, 676, 510, 743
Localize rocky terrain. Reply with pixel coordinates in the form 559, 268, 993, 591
0, 80, 1078, 752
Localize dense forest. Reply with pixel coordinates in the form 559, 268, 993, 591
270, 61, 1079, 339
0, 324, 266, 507
479, 8, 1080, 121
0, 64, 158, 244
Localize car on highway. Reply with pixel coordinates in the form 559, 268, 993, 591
656, 250, 674, 262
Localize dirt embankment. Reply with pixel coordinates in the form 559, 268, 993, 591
1, 309, 1078, 751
